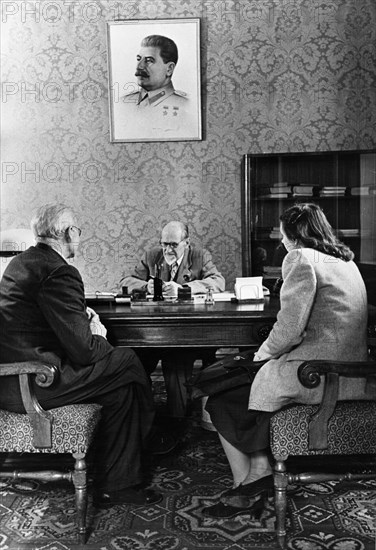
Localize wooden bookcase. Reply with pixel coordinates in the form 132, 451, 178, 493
241, 150, 376, 304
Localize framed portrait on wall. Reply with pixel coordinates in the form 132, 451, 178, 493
107, 18, 202, 143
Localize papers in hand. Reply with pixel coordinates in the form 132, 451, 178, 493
234, 277, 264, 301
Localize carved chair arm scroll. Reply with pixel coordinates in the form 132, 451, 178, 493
298, 360, 376, 388
0, 362, 59, 448
297, 360, 376, 450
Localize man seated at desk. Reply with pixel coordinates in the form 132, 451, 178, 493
120, 221, 225, 440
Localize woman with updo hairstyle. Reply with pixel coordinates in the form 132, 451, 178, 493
203, 203, 369, 518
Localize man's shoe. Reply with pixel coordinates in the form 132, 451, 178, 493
95, 486, 163, 507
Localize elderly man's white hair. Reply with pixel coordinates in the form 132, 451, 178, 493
31, 204, 75, 241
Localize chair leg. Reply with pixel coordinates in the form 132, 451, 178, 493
72, 452, 88, 544
273, 458, 288, 549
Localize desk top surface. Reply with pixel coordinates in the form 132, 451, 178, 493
89, 298, 375, 348
89, 296, 281, 321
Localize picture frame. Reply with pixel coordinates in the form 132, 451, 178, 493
106, 18, 202, 143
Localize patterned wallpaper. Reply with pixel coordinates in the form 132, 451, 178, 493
1, 0, 376, 292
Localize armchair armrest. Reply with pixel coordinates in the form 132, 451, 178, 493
297, 360, 376, 450
298, 360, 376, 388
0, 361, 58, 386
0, 361, 59, 448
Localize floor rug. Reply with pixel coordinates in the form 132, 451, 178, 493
0, 380, 375, 550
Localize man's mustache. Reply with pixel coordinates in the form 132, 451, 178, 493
135, 70, 148, 77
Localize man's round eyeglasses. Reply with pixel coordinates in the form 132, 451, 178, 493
160, 240, 185, 249
71, 226, 82, 236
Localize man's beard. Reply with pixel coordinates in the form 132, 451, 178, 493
164, 255, 176, 266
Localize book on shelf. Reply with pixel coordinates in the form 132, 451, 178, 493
258, 193, 290, 199
258, 182, 291, 198
269, 227, 282, 239
338, 229, 359, 237
321, 186, 346, 191
269, 186, 291, 193
338, 229, 372, 237
291, 185, 315, 196
319, 186, 346, 196
349, 187, 370, 196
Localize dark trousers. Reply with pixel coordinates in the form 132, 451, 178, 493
0, 347, 155, 492
137, 348, 217, 418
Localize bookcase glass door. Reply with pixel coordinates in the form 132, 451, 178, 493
241, 150, 376, 304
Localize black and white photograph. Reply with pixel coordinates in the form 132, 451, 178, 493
107, 19, 202, 142
1, 1, 376, 548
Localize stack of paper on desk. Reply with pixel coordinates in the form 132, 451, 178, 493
213, 292, 235, 302
85, 292, 116, 301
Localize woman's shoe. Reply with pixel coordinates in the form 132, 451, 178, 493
220, 484, 242, 499
95, 486, 163, 507
202, 502, 252, 518
202, 491, 268, 519
220, 474, 273, 503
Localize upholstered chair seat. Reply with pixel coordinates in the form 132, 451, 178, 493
270, 401, 376, 457
0, 362, 102, 544
0, 403, 101, 454
268, 358, 376, 549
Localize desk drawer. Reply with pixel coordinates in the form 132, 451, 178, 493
106, 319, 274, 348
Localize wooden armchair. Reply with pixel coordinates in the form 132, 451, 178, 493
269, 356, 376, 548
0, 361, 102, 544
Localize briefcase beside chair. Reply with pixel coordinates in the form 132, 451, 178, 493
269, 354, 376, 548
0, 361, 102, 544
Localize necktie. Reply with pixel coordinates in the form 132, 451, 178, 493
170, 262, 178, 281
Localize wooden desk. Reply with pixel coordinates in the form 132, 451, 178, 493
91, 297, 281, 349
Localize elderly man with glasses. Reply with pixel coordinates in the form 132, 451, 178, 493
122, 221, 225, 297
120, 221, 225, 446
0, 204, 162, 507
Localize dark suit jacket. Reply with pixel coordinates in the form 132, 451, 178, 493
0, 243, 113, 394
121, 244, 225, 294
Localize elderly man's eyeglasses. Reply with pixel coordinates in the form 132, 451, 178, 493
160, 240, 185, 249
70, 226, 82, 236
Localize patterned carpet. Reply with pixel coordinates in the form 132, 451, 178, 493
0, 379, 375, 550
